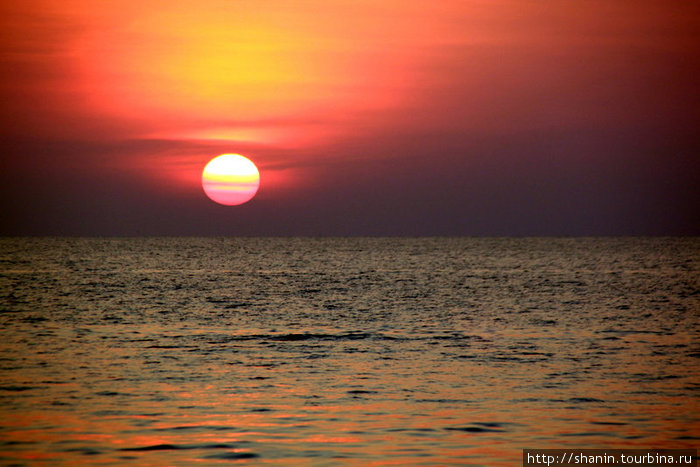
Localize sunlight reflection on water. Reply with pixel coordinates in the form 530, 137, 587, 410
0, 237, 698, 465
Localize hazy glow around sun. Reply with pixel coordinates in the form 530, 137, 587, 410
201, 154, 260, 206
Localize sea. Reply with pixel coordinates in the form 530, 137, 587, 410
0, 237, 698, 466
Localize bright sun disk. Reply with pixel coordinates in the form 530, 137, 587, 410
201, 154, 260, 206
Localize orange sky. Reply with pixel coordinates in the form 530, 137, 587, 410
1, 0, 698, 235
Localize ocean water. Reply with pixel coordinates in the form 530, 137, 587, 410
0, 237, 698, 466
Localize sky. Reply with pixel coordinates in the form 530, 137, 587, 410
1, 0, 698, 236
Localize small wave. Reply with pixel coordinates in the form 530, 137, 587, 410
473, 422, 510, 428
120, 443, 237, 451
95, 391, 123, 397
445, 426, 504, 433
566, 397, 604, 403
272, 332, 373, 341
0, 385, 37, 392
217, 331, 484, 343
61, 447, 102, 455
223, 332, 373, 342
120, 444, 181, 451
0, 440, 38, 447
530, 319, 558, 326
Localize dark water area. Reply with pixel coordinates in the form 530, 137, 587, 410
0, 237, 698, 465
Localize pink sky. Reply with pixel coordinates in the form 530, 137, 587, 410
1, 0, 698, 235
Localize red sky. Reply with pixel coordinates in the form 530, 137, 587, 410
1, 0, 698, 235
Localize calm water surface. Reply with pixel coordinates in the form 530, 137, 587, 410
0, 238, 698, 465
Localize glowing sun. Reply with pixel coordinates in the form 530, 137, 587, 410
202, 154, 260, 206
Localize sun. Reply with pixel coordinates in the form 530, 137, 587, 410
202, 154, 260, 206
